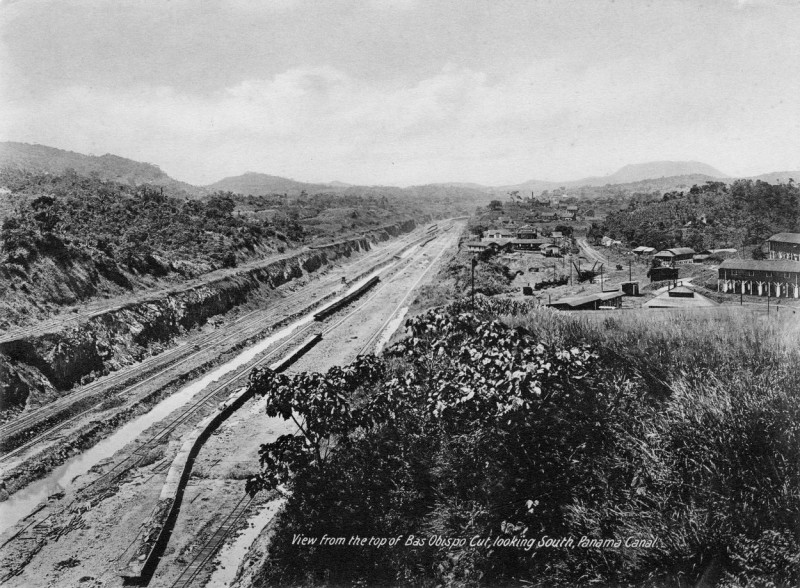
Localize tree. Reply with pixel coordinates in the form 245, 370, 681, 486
488, 200, 503, 211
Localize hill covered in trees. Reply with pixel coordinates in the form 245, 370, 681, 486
601, 179, 800, 251
0, 169, 429, 327
0, 142, 203, 198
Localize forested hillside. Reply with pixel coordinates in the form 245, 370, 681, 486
0, 142, 202, 197
602, 180, 800, 251
0, 169, 427, 327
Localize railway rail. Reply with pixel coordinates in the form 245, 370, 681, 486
122, 226, 455, 585
0, 222, 457, 586
0, 226, 432, 463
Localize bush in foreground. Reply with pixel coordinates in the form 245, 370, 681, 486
246, 299, 800, 587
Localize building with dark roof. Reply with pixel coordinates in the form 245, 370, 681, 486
516, 225, 538, 240
548, 290, 623, 310
653, 247, 695, 267
767, 233, 800, 261
718, 259, 800, 298
511, 238, 550, 251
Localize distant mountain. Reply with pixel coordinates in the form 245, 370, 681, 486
206, 172, 344, 196
588, 161, 728, 185
500, 161, 729, 195
747, 171, 800, 184
0, 142, 203, 197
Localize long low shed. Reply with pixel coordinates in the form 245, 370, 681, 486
548, 290, 623, 310
718, 259, 800, 298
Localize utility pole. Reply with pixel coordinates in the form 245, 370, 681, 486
471, 257, 477, 310
569, 255, 572, 285
629, 259, 632, 282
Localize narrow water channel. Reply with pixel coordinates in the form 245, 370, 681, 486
0, 313, 315, 531
0, 266, 396, 533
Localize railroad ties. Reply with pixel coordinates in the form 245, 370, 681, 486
119, 332, 322, 585
168, 494, 255, 588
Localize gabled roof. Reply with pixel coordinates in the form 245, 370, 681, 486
512, 238, 550, 245
549, 290, 623, 307
654, 247, 695, 256
767, 233, 800, 244
719, 259, 800, 273
632, 246, 656, 253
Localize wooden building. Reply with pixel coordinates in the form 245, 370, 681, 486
511, 238, 550, 251
718, 259, 800, 298
767, 233, 800, 261
516, 225, 538, 240
653, 247, 695, 267
485, 228, 515, 240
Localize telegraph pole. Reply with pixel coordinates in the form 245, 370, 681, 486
471, 257, 477, 310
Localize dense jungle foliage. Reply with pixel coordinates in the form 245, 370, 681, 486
602, 180, 800, 251
0, 169, 426, 327
246, 298, 800, 587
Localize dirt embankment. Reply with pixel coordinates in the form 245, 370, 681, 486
0, 220, 419, 419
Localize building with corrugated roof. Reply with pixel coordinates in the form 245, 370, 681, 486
718, 259, 800, 298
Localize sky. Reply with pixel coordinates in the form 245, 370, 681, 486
1, 0, 800, 186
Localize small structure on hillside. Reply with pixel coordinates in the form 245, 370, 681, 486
648, 266, 679, 282
465, 241, 491, 253
621, 281, 640, 296
485, 228, 515, 240
653, 247, 695, 267
643, 286, 718, 309
516, 225, 538, 240
548, 290, 623, 310
767, 233, 800, 261
512, 238, 550, 251
541, 244, 561, 257
632, 246, 656, 255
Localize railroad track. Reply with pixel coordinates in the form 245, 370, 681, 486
168, 494, 256, 588
0, 319, 322, 583
0, 223, 450, 585
0, 228, 430, 462
126, 226, 457, 585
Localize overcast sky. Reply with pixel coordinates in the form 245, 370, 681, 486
1, 0, 799, 186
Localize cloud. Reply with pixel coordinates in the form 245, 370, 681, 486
3, 49, 799, 185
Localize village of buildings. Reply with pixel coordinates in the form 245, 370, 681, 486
462, 198, 800, 313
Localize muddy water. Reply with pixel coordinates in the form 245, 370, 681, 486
0, 314, 315, 532
0, 268, 398, 532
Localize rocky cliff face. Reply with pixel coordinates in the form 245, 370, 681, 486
0, 221, 418, 420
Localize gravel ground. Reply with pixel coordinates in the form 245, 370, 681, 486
0, 224, 460, 588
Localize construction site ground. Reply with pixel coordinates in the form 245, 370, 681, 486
0, 224, 461, 588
